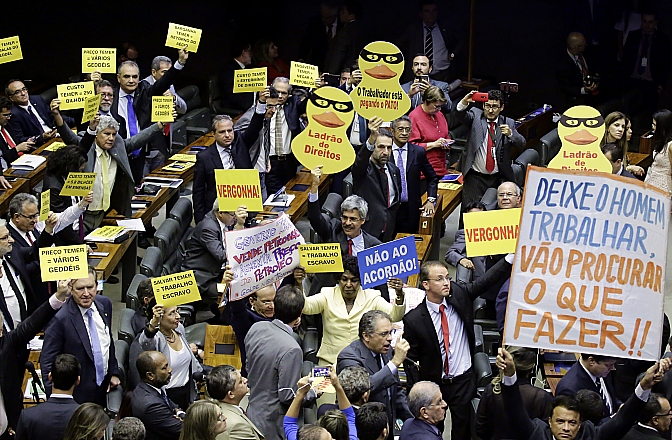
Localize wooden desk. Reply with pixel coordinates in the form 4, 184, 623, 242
394, 233, 432, 288
628, 152, 652, 171
90, 231, 138, 297
4, 138, 58, 190
514, 106, 555, 156
0, 178, 30, 216
421, 182, 463, 223
102, 186, 179, 227
148, 133, 215, 184
259, 170, 332, 223
202, 324, 242, 369
638, 130, 654, 155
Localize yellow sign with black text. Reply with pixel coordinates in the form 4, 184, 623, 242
152, 270, 201, 307
299, 244, 344, 273
81, 94, 101, 124
290, 61, 320, 88
39, 190, 50, 222
56, 81, 96, 110
165, 23, 202, 53
39, 245, 88, 282
233, 68, 267, 93
60, 172, 96, 196
0, 36, 23, 65
82, 48, 116, 73
152, 96, 174, 123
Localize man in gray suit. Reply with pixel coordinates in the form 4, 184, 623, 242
337, 310, 413, 438
245, 285, 316, 440
454, 90, 525, 217
51, 104, 164, 232
181, 201, 249, 303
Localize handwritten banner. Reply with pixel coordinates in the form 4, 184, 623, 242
503, 167, 669, 361
463, 208, 521, 257
290, 61, 320, 88
233, 68, 267, 93
60, 172, 96, 196
81, 94, 101, 124
299, 244, 343, 273
0, 36, 23, 65
39, 190, 50, 222
82, 48, 116, 73
165, 22, 202, 53
151, 96, 174, 123
357, 235, 419, 289
39, 245, 88, 282
214, 169, 263, 212
56, 81, 95, 110
152, 270, 201, 307
225, 214, 304, 301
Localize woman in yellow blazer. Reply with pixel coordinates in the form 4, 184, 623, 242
303, 256, 406, 365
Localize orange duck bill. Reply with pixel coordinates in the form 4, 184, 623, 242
365, 64, 397, 80
312, 111, 345, 128
563, 129, 598, 145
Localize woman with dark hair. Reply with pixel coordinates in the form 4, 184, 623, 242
62, 403, 110, 440
43, 145, 92, 244
179, 400, 227, 440
253, 39, 290, 84
644, 109, 672, 194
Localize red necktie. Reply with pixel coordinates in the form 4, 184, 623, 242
163, 123, 171, 136
347, 239, 353, 256
1, 128, 16, 148
578, 54, 588, 76
486, 122, 496, 173
26, 233, 34, 245
439, 304, 450, 376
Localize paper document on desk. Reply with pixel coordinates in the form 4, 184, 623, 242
11, 154, 46, 170
24, 370, 46, 400
143, 176, 184, 188
264, 193, 295, 207
27, 336, 43, 351
45, 141, 67, 151
117, 219, 146, 231
85, 226, 126, 242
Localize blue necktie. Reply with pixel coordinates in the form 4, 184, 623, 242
161, 389, 171, 408
86, 308, 105, 386
396, 149, 408, 202
125, 95, 138, 137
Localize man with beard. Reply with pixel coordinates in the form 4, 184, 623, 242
401, 54, 452, 112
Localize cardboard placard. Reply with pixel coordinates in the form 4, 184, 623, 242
165, 22, 202, 53
56, 81, 96, 110
60, 172, 96, 196
39, 190, 50, 222
290, 61, 320, 88
82, 48, 116, 73
39, 245, 88, 282
299, 244, 344, 273
225, 214, 304, 301
357, 235, 419, 289
0, 36, 23, 65
214, 169, 263, 212
151, 96, 174, 123
81, 94, 101, 124
291, 86, 356, 174
152, 270, 201, 307
233, 68, 267, 93
89, 226, 125, 239
169, 153, 197, 162
503, 167, 669, 360
463, 208, 521, 257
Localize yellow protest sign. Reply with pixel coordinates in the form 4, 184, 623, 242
165, 23, 202, 53
438, 182, 461, 190
291, 86, 356, 174
169, 153, 197, 162
290, 61, 320, 88
151, 96, 174, 123
82, 48, 116, 73
39, 245, 88, 282
89, 226, 125, 239
233, 68, 267, 93
152, 270, 201, 307
351, 41, 411, 121
547, 105, 612, 173
299, 244, 343, 273
463, 208, 521, 257
215, 169, 263, 212
39, 190, 50, 222
56, 81, 96, 110
0, 36, 23, 65
81, 94, 101, 124
45, 141, 66, 152
60, 172, 96, 196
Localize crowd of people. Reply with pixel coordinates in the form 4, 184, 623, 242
0, 1, 671, 440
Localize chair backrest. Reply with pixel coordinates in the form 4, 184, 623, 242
118, 308, 136, 346
39, 87, 57, 104
540, 128, 560, 165
321, 193, 343, 219
155, 218, 181, 261
114, 339, 130, 388
512, 148, 541, 188
126, 273, 148, 310
170, 119, 188, 154
480, 187, 498, 210
208, 75, 221, 113
342, 173, 353, 198
140, 246, 163, 278
169, 197, 194, 232
176, 85, 201, 112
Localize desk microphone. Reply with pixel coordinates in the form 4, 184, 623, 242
25, 361, 45, 392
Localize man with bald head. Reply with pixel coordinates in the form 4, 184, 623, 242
400, 381, 447, 440
556, 32, 601, 110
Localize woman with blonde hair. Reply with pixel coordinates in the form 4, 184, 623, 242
62, 403, 110, 440
179, 400, 227, 440
253, 39, 290, 84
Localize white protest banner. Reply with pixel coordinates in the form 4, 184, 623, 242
503, 166, 669, 361
225, 213, 304, 301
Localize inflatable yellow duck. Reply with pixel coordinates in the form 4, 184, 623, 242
351, 41, 411, 121
548, 105, 612, 173
291, 86, 356, 174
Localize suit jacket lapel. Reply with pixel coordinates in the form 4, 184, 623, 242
25, 100, 42, 132
420, 300, 442, 355
357, 340, 380, 374
210, 144, 224, 169
69, 300, 94, 361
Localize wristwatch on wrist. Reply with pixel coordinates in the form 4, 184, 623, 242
427, 197, 436, 204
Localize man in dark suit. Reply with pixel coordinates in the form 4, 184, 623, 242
53, 104, 164, 231
7, 194, 40, 249
399, 382, 446, 440
400, 55, 452, 112
131, 351, 182, 440
299, 3, 341, 72
111, 48, 188, 182
324, 1, 368, 74
556, 354, 623, 417
0, 97, 34, 172
402, 257, 513, 440
337, 310, 413, 437
0, 264, 70, 439
41, 267, 120, 406
622, 12, 671, 121
192, 99, 265, 223
353, 120, 402, 242
15, 354, 81, 440
623, 394, 671, 440
182, 203, 249, 302
455, 90, 524, 216
555, 32, 602, 110
219, 39, 254, 114
5, 80, 74, 145
390, 115, 438, 234
602, 143, 637, 179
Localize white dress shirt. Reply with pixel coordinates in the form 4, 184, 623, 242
18, 103, 51, 132
425, 298, 471, 378
0, 257, 28, 330
78, 302, 111, 375
579, 359, 614, 412
455, 100, 500, 174
90, 145, 117, 211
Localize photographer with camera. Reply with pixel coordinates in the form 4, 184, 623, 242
556, 32, 601, 110
401, 54, 452, 112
